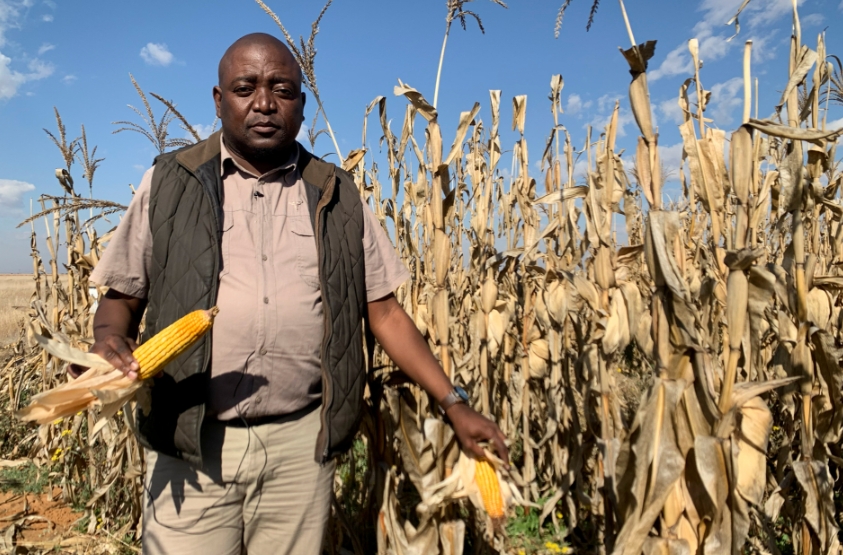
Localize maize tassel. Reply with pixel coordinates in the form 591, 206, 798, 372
475, 459, 505, 519
134, 307, 219, 380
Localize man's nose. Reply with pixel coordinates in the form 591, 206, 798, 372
253, 87, 275, 113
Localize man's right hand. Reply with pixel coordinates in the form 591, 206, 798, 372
68, 288, 146, 380
68, 334, 140, 380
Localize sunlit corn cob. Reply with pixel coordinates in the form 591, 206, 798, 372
134, 307, 219, 379
16, 307, 219, 425
474, 459, 504, 519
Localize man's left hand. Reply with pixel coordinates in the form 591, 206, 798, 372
445, 403, 510, 468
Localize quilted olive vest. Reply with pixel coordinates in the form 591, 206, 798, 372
139, 131, 367, 467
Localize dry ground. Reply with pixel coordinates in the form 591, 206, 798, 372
0, 274, 33, 348
0, 484, 130, 553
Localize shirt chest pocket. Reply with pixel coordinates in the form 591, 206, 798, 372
290, 216, 320, 289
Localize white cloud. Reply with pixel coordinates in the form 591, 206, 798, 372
698, 0, 805, 29
708, 76, 744, 125
746, 34, 777, 63
649, 0, 802, 82
659, 142, 685, 183
41, 13, 52, 22
0, 178, 35, 214
37, 42, 53, 55
0, 53, 54, 99
566, 93, 591, 116
660, 97, 685, 125
61, 74, 75, 84
650, 43, 694, 82
0, 2, 56, 99
801, 13, 824, 26
572, 158, 589, 181
588, 94, 639, 137
650, 21, 733, 81
827, 117, 843, 131
140, 42, 174, 66
588, 104, 636, 138
0, 0, 25, 47
597, 93, 619, 113
297, 123, 308, 142
191, 123, 216, 140
27, 57, 51, 76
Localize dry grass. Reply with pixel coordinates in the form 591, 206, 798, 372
0, 275, 34, 347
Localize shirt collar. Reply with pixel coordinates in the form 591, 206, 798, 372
219, 134, 299, 179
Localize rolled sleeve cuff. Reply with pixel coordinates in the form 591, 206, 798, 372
89, 269, 148, 300
367, 269, 410, 302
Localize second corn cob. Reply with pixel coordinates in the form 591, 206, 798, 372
474, 459, 505, 519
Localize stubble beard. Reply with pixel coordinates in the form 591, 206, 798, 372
226, 126, 297, 167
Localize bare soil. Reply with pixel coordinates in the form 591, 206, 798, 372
0, 486, 83, 549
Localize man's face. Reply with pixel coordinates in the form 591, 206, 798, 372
214, 42, 305, 163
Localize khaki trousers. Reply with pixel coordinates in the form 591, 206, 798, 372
142, 406, 335, 555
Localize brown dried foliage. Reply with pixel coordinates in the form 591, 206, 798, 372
4, 8, 843, 555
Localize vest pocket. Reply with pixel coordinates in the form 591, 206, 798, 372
290, 216, 320, 288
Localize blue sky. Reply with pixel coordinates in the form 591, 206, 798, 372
0, 0, 841, 272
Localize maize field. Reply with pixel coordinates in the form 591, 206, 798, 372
1, 1, 842, 553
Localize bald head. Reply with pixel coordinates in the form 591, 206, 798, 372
213, 32, 307, 174
218, 33, 302, 86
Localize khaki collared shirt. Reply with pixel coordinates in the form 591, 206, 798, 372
91, 137, 409, 420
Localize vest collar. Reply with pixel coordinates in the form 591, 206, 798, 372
175, 130, 223, 173
298, 147, 338, 193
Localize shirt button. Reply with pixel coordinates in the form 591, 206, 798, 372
263, 297, 269, 304
259, 347, 267, 355
255, 397, 262, 404
262, 254, 268, 261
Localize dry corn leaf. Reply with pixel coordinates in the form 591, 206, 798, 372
394, 80, 437, 122
793, 460, 841, 551
613, 379, 686, 555
747, 118, 843, 144
602, 289, 630, 355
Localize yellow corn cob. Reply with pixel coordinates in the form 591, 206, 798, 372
134, 307, 219, 379
475, 459, 504, 519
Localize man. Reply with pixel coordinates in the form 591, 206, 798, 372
81, 33, 508, 554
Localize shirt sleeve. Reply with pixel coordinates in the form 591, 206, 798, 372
89, 167, 154, 299
361, 200, 410, 302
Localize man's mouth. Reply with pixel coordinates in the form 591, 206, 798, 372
250, 122, 279, 133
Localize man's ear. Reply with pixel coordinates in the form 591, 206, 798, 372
301, 91, 307, 121
213, 86, 223, 118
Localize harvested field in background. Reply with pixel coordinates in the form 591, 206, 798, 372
0, 275, 35, 348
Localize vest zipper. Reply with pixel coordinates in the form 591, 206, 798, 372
315, 168, 337, 463
181, 158, 221, 468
